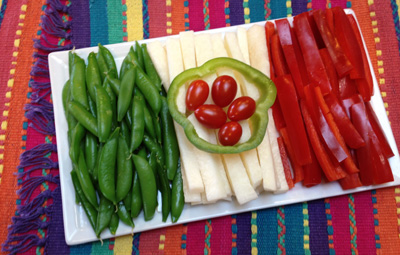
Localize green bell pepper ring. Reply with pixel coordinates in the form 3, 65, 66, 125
167, 57, 277, 154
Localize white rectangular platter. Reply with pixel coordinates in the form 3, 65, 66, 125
49, 9, 400, 245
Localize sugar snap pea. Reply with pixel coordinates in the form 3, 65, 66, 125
71, 54, 89, 110
130, 169, 142, 218
117, 201, 135, 227
116, 136, 133, 203
109, 212, 119, 235
98, 128, 120, 205
129, 91, 145, 153
68, 101, 98, 137
142, 44, 162, 90
135, 67, 162, 115
143, 135, 165, 168
117, 67, 136, 122
155, 158, 171, 222
86, 52, 101, 103
88, 95, 97, 119
85, 132, 98, 177
143, 105, 156, 139
120, 47, 136, 80
135, 41, 144, 70
131, 154, 157, 221
96, 85, 113, 143
96, 50, 108, 82
69, 123, 86, 165
120, 120, 131, 146
171, 160, 184, 223
76, 153, 98, 210
98, 44, 118, 79
62, 80, 71, 116
107, 76, 121, 97
95, 195, 114, 238
92, 143, 103, 183
123, 189, 132, 212
104, 78, 118, 131
147, 151, 160, 190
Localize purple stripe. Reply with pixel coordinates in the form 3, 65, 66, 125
229, 0, 244, 26
292, 0, 308, 15
308, 200, 330, 255
46, 187, 70, 254
70, 0, 91, 48
236, 212, 252, 255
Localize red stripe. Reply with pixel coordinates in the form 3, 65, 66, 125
330, 195, 351, 255
353, 191, 376, 255
148, 0, 167, 38
189, 0, 204, 31
209, 216, 232, 255
209, 0, 225, 29
138, 228, 166, 254
312, 0, 327, 10
330, 0, 347, 8
186, 220, 206, 254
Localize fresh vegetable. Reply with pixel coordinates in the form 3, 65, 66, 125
211, 75, 238, 107
185, 80, 210, 111
227, 96, 256, 122
194, 104, 227, 129
218, 121, 242, 146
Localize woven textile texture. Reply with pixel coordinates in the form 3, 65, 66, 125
0, 0, 399, 254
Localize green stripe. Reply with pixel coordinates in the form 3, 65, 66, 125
107, 0, 124, 44
91, 239, 113, 255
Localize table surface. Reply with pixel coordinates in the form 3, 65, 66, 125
0, 0, 399, 254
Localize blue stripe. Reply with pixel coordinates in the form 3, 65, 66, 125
230, 0, 244, 26
236, 212, 252, 255
292, 0, 308, 16
308, 200, 330, 255
89, 0, 109, 46
257, 207, 278, 254
0, 0, 8, 29
270, 0, 288, 19
285, 203, 304, 255
249, 0, 266, 22
70, 243, 92, 254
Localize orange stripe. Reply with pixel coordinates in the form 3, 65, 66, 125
164, 224, 185, 254
0, 0, 43, 248
375, 188, 400, 253
171, 0, 185, 34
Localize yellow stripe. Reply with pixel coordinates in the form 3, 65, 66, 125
126, 0, 143, 41
114, 235, 133, 255
397, 0, 400, 22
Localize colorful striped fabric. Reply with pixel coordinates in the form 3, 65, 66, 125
0, 0, 400, 254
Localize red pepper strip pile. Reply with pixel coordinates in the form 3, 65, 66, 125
303, 146, 322, 187
275, 75, 312, 166
271, 99, 286, 131
320, 48, 340, 98
265, 21, 276, 80
271, 34, 289, 77
277, 136, 295, 189
307, 11, 325, 50
325, 8, 334, 33
338, 75, 358, 100
280, 127, 304, 183
313, 9, 353, 77
294, 12, 332, 95
339, 173, 363, 190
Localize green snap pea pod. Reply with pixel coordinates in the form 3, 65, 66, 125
98, 128, 120, 204
117, 201, 135, 227
135, 67, 162, 115
68, 51, 74, 76
71, 54, 89, 110
71, 170, 97, 231
88, 95, 97, 118
156, 159, 171, 222
96, 50, 108, 82
93, 143, 103, 183
143, 104, 156, 140
123, 189, 132, 212
120, 120, 131, 146
171, 160, 184, 223
130, 170, 142, 218
76, 153, 99, 210
86, 52, 102, 103
141, 44, 162, 90
107, 76, 121, 96
147, 151, 160, 191
120, 47, 136, 80
149, 107, 162, 145
135, 41, 144, 70
137, 146, 147, 158
116, 136, 133, 203
69, 123, 86, 165
143, 135, 165, 168
85, 132, 98, 177
109, 212, 119, 235
98, 44, 118, 79
125, 102, 133, 129
160, 97, 179, 180
104, 78, 118, 131
131, 154, 157, 221
117, 67, 136, 122
95, 195, 114, 238
129, 92, 145, 153
96, 85, 113, 143
68, 101, 99, 137
62, 80, 71, 116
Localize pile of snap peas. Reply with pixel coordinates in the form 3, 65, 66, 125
62, 41, 184, 238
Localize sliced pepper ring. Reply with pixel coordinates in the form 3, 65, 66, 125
167, 57, 277, 154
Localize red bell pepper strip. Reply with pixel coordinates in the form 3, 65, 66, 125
280, 127, 304, 183
290, 21, 310, 87
365, 102, 394, 158
277, 136, 295, 189
341, 94, 363, 118
307, 11, 325, 49
339, 173, 363, 190
313, 10, 353, 77
265, 21, 276, 80
320, 48, 340, 98
348, 14, 374, 100
339, 75, 358, 100
275, 75, 312, 165
271, 34, 289, 77
272, 99, 286, 131
324, 93, 365, 149
303, 146, 322, 188
300, 100, 347, 182
332, 7, 365, 80
276, 19, 306, 99
351, 102, 394, 185
294, 12, 332, 95
326, 8, 334, 33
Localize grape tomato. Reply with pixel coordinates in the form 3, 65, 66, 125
212, 75, 238, 107
218, 122, 243, 146
228, 96, 256, 121
186, 80, 209, 111
194, 104, 227, 129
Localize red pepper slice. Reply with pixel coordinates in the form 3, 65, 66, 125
271, 34, 289, 77
320, 48, 340, 98
348, 14, 374, 100
277, 136, 295, 189
324, 93, 365, 149
307, 11, 325, 49
303, 147, 322, 188
276, 19, 306, 99
339, 75, 358, 100
313, 10, 353, 77
341, 94, 363, 118
365, 102, 394, 158
271, 99, 286, 131
339, 173, 363, 190
265, 21, 276, 80
290, 21, 310, 86
280, 127, 304, 183
326, 8, 334, 33
332, 7, 365, 80
351, 102, 394, 185
300, 100, 347, 182
275, 75, 312, 165
294, 12, 332, 95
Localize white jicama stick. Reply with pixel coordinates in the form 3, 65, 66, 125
166, 38, 185, 85
181, 162, 202, 203
147, 41, 170, 90
179, 31, 197, 70
188, 114, 229, 201
268, 110, 289, 193
211, 32, 262, 188
237, 27, 251, 65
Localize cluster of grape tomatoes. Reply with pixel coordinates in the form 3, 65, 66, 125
185, 75, 256, 146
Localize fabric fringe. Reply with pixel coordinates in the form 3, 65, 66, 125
2, 0, 70, 254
